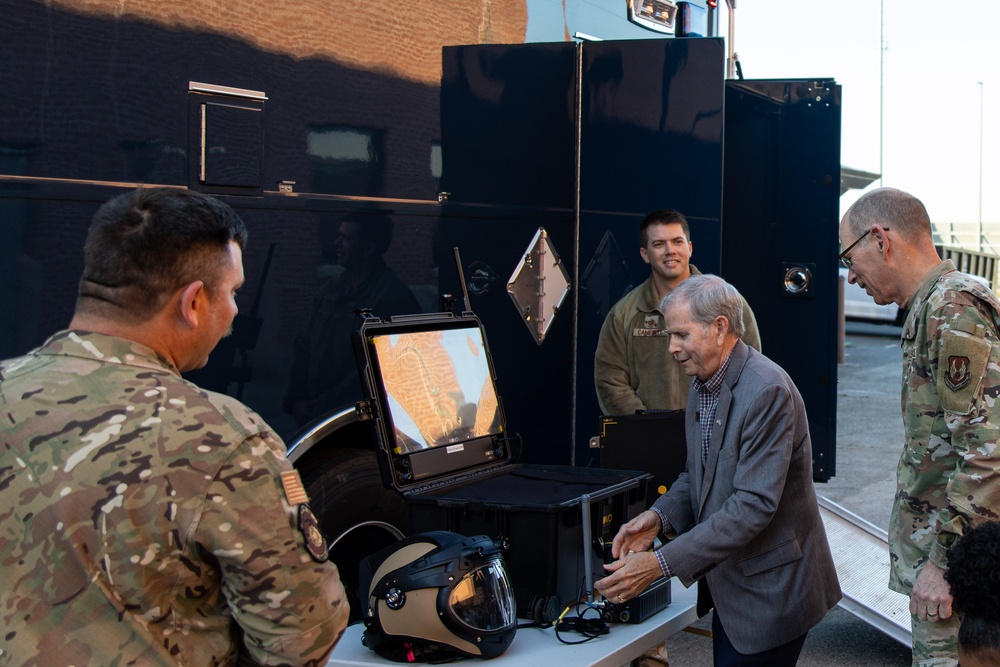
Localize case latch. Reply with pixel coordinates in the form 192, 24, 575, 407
356, 308, 381, 323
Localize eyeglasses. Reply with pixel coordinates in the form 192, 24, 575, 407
839, 227, 887, 269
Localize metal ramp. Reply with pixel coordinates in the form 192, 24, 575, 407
817, 495, 911, 646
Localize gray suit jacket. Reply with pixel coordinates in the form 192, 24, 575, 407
652, 341, 841, 654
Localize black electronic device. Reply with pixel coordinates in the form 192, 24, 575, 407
353, 312, 510, 490
353, 312, 651, 617
608, 577, 673, 624
597, 410, 687, 497
581, 492, 672, 624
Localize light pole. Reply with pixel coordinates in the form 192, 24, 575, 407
978, 80, 984, 252
880, 0, 885, 188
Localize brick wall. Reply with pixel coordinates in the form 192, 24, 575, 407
47, 0, 528, 84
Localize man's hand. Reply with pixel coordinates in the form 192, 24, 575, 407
610, 510, 662, 559
909, 560, 953, 622
594, 551, 661, 604
594, 510, 664, 604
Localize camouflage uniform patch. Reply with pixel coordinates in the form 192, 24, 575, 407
0, 331, 348, 667
893, 261, 1000, 666
299, 504, 329, 563
938, 323, 988, 411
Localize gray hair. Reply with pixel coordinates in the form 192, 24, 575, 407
843, 187, 932, 241
659, 274, 745, 337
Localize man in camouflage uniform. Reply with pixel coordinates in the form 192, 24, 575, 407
0, 189, 349, 666
840, 187, 1000, 667
595, 209, 761, 415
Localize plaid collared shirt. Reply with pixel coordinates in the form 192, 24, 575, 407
652, 348, 735, 579
693, 350, 734, 464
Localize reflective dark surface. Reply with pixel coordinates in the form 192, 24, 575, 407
721, 79, 843, 480
576, 39, 725, 464
1, 0, 484, 200
2, 0, 838, 475
441, 39, 726, 465
0, 0, 471, 445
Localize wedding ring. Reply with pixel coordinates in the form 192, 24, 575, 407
617, 594, 625, 603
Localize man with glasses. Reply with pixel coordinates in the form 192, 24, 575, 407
840, 187, 1000, 667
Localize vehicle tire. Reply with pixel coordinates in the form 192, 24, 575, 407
300, 447, 411, 623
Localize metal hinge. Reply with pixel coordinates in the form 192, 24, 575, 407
355, 400, 377, 422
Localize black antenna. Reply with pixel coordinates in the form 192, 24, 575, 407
581, 493, 594, 603
453, 246, 472, 313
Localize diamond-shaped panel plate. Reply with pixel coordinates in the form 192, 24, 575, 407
507, 227, 571, 345
581, 230, 634, 322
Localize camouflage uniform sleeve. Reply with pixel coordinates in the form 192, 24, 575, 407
924, 297, 1000, 568
595, 306, 646, 415
196, 432, 349, 666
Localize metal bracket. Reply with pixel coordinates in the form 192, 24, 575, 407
355, 400, 377, 422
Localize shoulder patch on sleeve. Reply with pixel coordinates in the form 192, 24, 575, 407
299, 504, 329, 563
281, 469, 309, 506
939, 331, 990, 414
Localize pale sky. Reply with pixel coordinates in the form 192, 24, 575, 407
732, 0, 998, 239
524, 0, 999, 247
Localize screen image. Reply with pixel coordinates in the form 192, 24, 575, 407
372, 326, 501, 455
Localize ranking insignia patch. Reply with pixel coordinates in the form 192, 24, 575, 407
281, 470, 309, 506
299, 504, 329, 563
945, 355, 971, 392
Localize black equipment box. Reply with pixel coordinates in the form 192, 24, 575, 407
598, 410, 687, 497
611, 575, 672, 624
353, 312, 651, 615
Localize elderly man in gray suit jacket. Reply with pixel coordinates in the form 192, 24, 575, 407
595, 274, 841, 666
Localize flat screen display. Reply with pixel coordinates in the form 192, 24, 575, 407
371, 324, 501, 455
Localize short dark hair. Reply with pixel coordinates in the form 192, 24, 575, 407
76, 188, 248, 322
945, 521, 1000, 656
843, 187, 932, 241
639, 209, 690, 248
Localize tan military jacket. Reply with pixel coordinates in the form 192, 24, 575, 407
594, 266, 762, 415
891, 261, 1000, 594
0, 331, 348, 666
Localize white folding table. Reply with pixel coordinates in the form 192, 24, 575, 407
326, 578, 699, 667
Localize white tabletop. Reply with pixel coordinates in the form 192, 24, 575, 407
326, 578, 699, 667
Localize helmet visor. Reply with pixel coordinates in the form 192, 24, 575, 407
447, 555, 516, 631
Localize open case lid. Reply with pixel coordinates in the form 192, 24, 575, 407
353, 312, 512, 493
